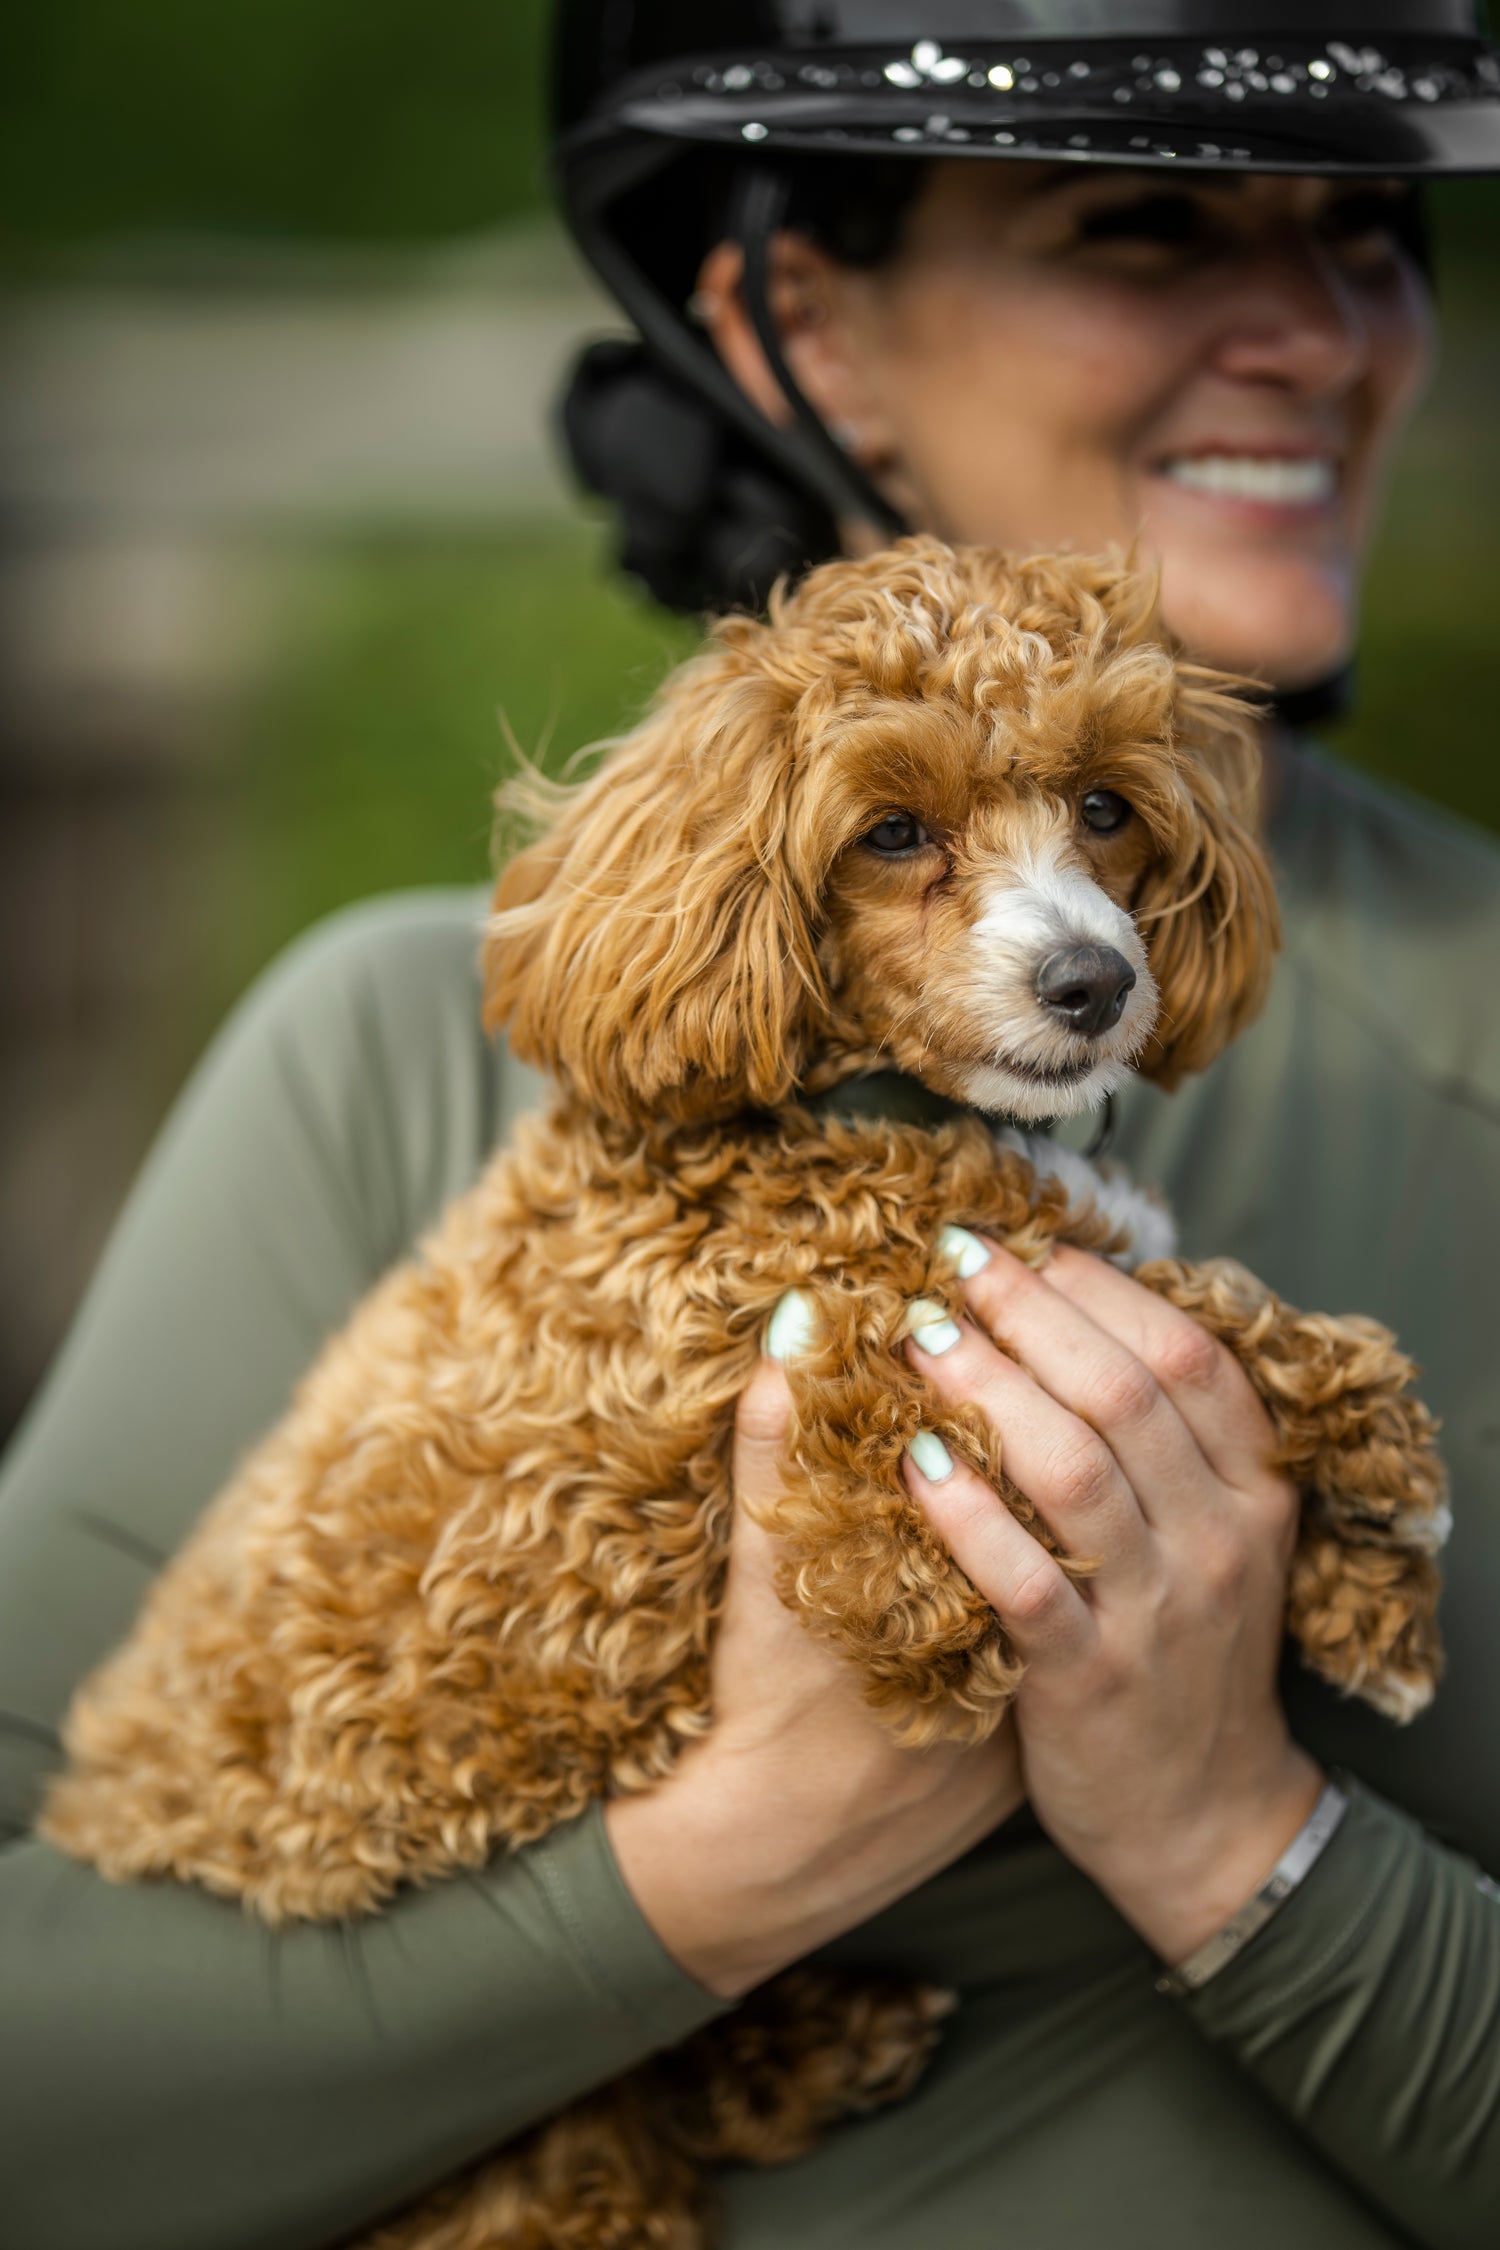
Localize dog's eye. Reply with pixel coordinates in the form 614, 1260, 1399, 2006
863, 813, 930, 856
1080, 789, 1132, 835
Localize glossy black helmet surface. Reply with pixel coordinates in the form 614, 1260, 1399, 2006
556, 4, 1500, 182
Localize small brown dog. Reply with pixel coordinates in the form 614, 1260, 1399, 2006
44, 542, 1447, 2250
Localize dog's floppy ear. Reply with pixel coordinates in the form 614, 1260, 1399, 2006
1132, 672, 1281, 1088
482, 645, 825, 1125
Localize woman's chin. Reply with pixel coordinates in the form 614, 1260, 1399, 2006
1157, 550, 1357, 694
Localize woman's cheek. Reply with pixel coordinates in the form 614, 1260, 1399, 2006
879, 290, 1177, 550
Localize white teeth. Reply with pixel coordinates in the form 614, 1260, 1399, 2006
1160, 454, 1338, 506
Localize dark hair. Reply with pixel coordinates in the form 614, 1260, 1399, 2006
560, 153, 928, 616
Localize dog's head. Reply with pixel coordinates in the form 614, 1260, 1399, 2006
484, 539, 1278, 1128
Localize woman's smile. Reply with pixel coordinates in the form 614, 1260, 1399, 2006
1148, 446, 1342, 520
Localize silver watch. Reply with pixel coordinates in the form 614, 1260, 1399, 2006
1155, 1777, 1350, 1998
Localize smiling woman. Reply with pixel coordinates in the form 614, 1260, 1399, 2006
2, 8, 1500, 2250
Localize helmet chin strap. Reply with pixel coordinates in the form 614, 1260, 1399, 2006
561, 140, 908, 560
729, 166, 908, 546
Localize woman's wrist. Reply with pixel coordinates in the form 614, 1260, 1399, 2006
1155, 1774, 1350, 1994
604, 1757, 839, 1999
1079, 1744, 1327, 1965
604, 1751, 890, 1999
605, 1725, 1021, 2000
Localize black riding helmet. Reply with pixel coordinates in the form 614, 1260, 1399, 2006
554, 4, 1500, 616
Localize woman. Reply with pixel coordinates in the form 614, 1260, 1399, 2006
1, 6, 1496, 2245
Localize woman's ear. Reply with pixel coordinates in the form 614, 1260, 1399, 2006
1132, 677, 1282, 1088
695, 236, 901, 487
481, 653, 826, 1125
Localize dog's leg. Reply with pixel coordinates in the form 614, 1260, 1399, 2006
351, 1971, 949, 2250
1136, 1257, 1447, 1721
660, 1967, 954, 2166
755, 1320, 1024, 1745
753, 1248, 1090, 1748
352, 2080, 712, 2250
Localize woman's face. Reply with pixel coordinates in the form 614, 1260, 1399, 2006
707, 160, 1434, 689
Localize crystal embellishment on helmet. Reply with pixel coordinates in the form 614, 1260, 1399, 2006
675, 41, 1500, 132
557, 1, 1500, 198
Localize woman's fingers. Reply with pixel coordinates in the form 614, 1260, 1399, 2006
903, 1309, 1153, 1576
935, 1238, 1231, 1530
733, 1357, 796, 1526
1038, 1245, 1277, 1486
729, 1357, 875, 1684
901, 1434, 1095, 1664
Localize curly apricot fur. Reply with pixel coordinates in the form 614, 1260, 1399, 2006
42, 543, 1446, 2250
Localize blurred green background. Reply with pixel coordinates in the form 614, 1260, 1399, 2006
1, 2, 1498, 1430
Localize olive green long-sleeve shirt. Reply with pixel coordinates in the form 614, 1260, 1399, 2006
1, 744, 1497, 2249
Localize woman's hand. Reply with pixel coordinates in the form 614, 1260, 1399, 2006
606, 1360, 1025, 1999
902, 1235, 1322, 1967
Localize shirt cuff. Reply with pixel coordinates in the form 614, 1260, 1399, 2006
522, 1802, 732, 2048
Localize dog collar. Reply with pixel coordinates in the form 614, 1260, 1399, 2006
799, 1070, 981, 1132
797, 1070, 1118, 1160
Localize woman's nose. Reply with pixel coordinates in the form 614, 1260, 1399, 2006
1211, 243, 1370, 398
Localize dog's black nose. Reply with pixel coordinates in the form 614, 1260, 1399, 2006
1035, 945, 1136, 1039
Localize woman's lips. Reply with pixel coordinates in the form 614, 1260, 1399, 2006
1151, 451, 1340, 511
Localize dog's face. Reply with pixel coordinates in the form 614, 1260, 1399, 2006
813, 679, 1167, 1122
485, 541, 1279, 1127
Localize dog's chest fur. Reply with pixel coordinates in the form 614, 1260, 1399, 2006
991, 1127, 1175, 1270
44, 1095, 1138, 1924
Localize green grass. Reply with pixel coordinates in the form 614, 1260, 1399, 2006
1325, 402, 1500, 839
207, 518, 701, 1008
1331, 530, 1500, 837
2, 0, 552, 262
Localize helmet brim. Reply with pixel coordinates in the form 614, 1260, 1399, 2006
588, 33, 1500, 178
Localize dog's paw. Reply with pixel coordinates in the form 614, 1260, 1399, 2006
1288, 1528, 1443, 1724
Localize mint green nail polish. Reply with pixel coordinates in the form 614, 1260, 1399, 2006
766, 1289, 817, 1364
907, 1429, 955, 1483
938, 1224, 992, 1280
904, 1297, 963, 1356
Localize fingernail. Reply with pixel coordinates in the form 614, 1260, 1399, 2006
938, 1224, 992, 1280
766, 1289, 818, 1363
904, 1298, 963, 1356
907, 1429, 955, 1483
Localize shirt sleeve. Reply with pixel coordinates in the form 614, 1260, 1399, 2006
0, 895, 725, 2250
1176, 1778, 1500, 2250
